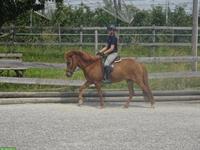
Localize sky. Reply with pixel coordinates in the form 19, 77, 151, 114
64, 0, 193, 12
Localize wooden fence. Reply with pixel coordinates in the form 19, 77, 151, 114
1, 26, 200, 50
0, 26, 200, 88
0, 71, 200, 86
1, 90, 200, 104
0, 55, 200, 86
1, 56, 200, 69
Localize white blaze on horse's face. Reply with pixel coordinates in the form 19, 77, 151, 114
66, 58, 74, 77
66, 56, 79, 77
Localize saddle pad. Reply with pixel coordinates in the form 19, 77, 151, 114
111, 57, 122, 68
114, 56, 121, 63
114, 59, 122, 63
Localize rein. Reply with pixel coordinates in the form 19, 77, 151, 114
67, 66, 80, 74
67, 52, 103, 74
81, 56, 102, 70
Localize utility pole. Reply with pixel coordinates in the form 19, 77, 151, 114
118, 0, 121, 10
192, 0, 199, 71
165, 0, 169, 25
30, 9, 33, 28
113, 0, 118, 25
152, 0, 154, 10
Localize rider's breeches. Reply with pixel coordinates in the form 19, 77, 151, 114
104, 52, 118, 66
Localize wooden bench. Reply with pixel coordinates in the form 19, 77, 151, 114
0, 53, 27, 77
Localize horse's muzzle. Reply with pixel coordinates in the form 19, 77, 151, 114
66, 71, 73, 77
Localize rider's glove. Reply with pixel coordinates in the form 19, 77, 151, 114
96, 52, 104, 57
96, 52, 101, 55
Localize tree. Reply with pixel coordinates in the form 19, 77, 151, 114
151, 6, 165, 26
0, 0, 44, 28
73, 4, 95, 26
51, 5, 74, 26
94, 8, 116, 26
132, 10, 151, 26
169, 6, 192, 26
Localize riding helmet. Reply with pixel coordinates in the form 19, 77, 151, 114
107, 25, 117, 31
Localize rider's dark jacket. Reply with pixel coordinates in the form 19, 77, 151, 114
106, 35, 118, 53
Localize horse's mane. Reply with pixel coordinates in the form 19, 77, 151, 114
65, 50, 99, 63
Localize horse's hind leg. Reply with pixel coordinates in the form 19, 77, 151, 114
143, 90, 149, 102
146, 86, 154, 107
143, 82, 155, 107
78, 81, 90, 106
124, 80, 134, 108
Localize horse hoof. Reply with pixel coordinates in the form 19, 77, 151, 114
99, 105, 104, 109
78, 100, 83, 106
151, 104, 155, 109
123, 104, 129, 108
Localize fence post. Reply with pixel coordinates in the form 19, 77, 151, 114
117, 26, 121, 52
152, 25, 156, 56
172, 27, 174, 43
95, 29, 98, 53
191, 0, 199, 71
10, 24, 15, 53
80, 26, 83, 50
30, 9, 33, 29
11, 24, 15, 46
58, 24, 61, 43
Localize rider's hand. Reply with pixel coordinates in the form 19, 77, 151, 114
96, 52, 104, 57
96, 52, 101, 56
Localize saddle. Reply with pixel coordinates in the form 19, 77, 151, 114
110, 56, 121, 67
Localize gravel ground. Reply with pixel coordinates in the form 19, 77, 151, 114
0, 101, 200, 150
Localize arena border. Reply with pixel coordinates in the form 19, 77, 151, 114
0, 90, 200, 105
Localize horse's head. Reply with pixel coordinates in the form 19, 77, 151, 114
64, 51, 79, 77
64, 50, 99, 77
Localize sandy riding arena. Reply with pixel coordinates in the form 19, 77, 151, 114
0, 101, 200, 150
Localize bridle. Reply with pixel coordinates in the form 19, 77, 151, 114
66, 54, 101, 76
67, 68, 74, 74
66, 57, 76, 76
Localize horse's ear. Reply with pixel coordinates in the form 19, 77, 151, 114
64, 51, 76, 58
64, 52, 69, 60
65, 50, 84, 60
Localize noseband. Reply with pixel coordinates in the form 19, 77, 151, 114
67, 69, 74, 74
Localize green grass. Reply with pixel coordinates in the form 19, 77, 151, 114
0, 45, 200, 91
120, 45, 192, 57
0, 45, 196, 62
0, 45, 95, 63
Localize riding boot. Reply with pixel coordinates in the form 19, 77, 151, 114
103, 66, 112, 83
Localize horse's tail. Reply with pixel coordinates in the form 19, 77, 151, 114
141, 64, 149, 87
141, 63, 155, 105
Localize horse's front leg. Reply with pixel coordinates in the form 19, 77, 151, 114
78, 81, 90, 106
95, 82, 104, 108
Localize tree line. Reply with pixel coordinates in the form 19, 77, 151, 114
0, 0, 193, 28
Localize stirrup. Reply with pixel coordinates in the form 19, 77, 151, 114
103, 79, 112, 84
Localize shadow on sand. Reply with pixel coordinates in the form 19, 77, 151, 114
78, 102, 152, 109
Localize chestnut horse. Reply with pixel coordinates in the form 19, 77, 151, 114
64, 50, 155, 108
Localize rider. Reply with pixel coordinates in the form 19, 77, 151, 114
97, 25, 118, 83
